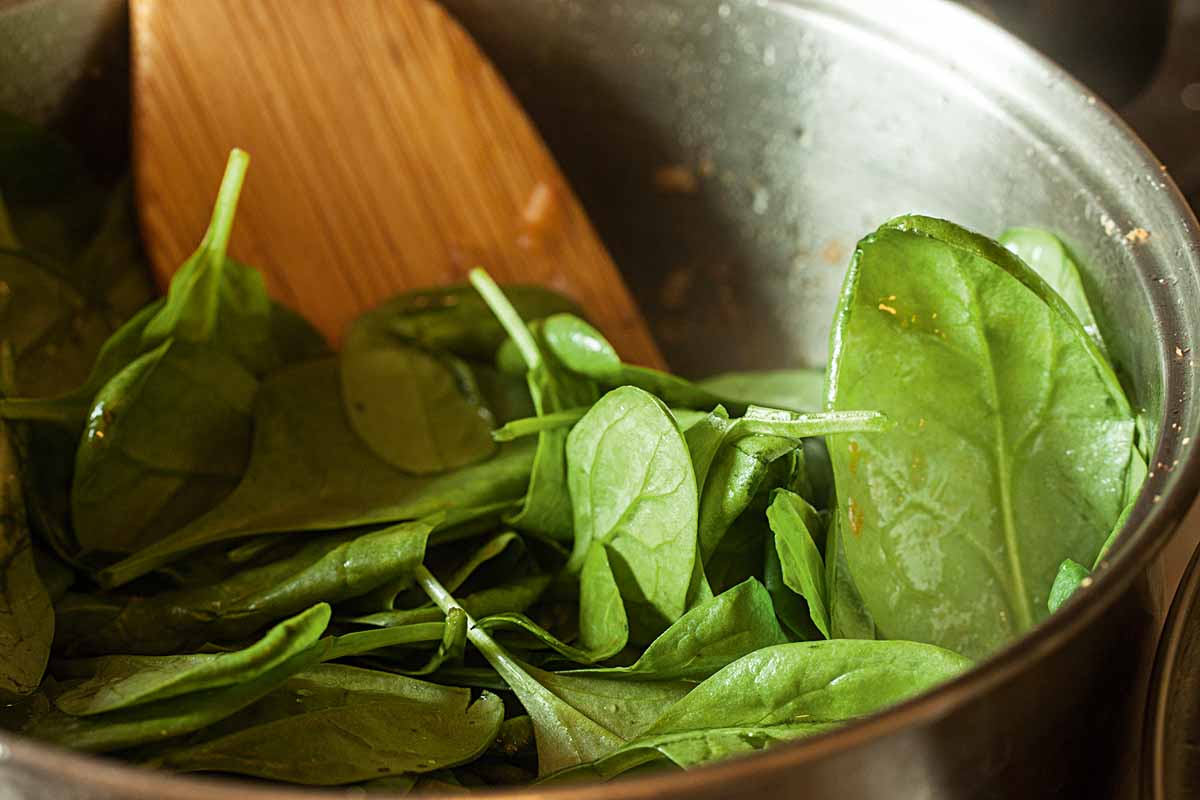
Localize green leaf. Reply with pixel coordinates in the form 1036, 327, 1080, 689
999, 227, 1107, 355
58, 517, 438, 656
539, 313, 739, 413
340, 325, 495, 474
767, 490, 830, 638
1047, 559, 1090, 614
698, 433, 796, 570
563, 578, 786, 681
71, 341, 257, 554
0, 300, 163, 429
824, 516, 876, 640
826, 217, 1135, 657
357, 283, 580, 363
415, 566, 688, 778
560, 639, 971, 779
346, 574, 552, 630
0, 248, 115, 404
139, 150, 274, 375
576, 542, 630, 659
98, 359, 535, 587
51, 603, 330, 715
697, 368, 826, 413
0, 417, 53, 699
153, 664, 505, 785
566, 386, 700, 643
27, 638, 325, 752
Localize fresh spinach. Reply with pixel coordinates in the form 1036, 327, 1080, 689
767, 489, 830, 639
0, 415, 53, 699
71, 341, 257, 554
98, 360, 535, 587
826, 217, 1136, 658
51, 603, 330, 715
566, 386, 699, 644
151, 664, 505, 785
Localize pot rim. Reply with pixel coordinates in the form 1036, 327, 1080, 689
3, 0, 1200, 797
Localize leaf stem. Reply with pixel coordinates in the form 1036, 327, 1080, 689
203, 149, 250, 268
492, 407, 589, 441
469, 269, 543, 371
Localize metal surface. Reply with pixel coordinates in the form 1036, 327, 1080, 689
1, 0, 1200, 798
1145, 540, 1200, 800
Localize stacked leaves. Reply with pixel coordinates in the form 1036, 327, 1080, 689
0, 118, 1142, 790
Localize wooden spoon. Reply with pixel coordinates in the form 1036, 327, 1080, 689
130, 0, 664, 368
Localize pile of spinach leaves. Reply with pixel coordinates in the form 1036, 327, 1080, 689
0, 117, 1143, 790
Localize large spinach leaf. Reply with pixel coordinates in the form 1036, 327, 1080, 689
98, 359, 535, 587
553, 639, 972, 780
826, 217, 1135, 657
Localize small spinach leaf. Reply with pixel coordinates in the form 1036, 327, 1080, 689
51, 603, 330, 715
340, 326, 496, 474
767, 489, 830, 638
72, 341, 257, 554
566, 386, 699, 643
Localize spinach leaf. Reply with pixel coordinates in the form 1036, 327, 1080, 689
98, 359, 535, 587
0, 416, 53, 699
824, 516, 876, 640
541, 313, 738, 413
416, 566, 689, 777
470, 271, 598, 543
1047, 559, 1091, 614
138, 150, 275, 376
152, 664, 505, 785
67, 178, 156, 324
563, 578, 786, 681
51, 603, 330, 715
72, 341, 257, 554
576, 542, 629, 659
355, 283, 580, 363
826, 217, 1135, 657
27, 639, 326, 752
767, 489, 830, 639
566, 386, 699, 643
0, 300, 163, 429
340, 324, 496, 474
999, 227, 1107, 355
697, 368, 826, 413
0, 248, 116, 404
697, 433, 795, 570
555, 639, 972, 780
346, 574, 553, 630
59, 517, 439, 656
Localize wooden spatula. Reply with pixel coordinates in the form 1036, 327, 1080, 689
130, 0, 664, 368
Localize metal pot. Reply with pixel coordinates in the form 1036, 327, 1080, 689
1, 0, 1199, 798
